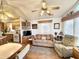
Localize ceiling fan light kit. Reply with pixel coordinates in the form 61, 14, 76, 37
41, 0, 60, 16
40, 10, 44, 16
32, 0, 60, 16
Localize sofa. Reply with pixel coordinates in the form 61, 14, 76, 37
54, 35, 76, 57
32, 34, 54, 47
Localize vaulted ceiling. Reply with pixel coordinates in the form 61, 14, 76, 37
3, 0, 78, 20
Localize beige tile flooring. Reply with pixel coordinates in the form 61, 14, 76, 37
24, 46, 64, 59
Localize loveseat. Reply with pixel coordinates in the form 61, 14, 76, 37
32, 34, 54, 47
54, 35, 76, 57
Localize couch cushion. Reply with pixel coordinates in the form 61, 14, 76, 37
46, 35, 51, 40
55, 44, 65, 49
32, 34, 54, 47
42, 36, 46, 40
62, 35, 75, 46
33, 39, 53, 47
35, 35, 42, 40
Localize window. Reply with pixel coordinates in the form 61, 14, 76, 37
63, 17, 79, 46
38, 23, 52, 34
75, 4, 79, 12
64, 20, 74, 35
74, 17, 79, 46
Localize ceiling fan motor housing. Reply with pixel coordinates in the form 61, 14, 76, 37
42, 7, 47, 10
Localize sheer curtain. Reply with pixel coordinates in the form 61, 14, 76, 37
63, 18, 79, 46
63, 4, 79, 46
64, 20, 74, 35
38, 23, 52, 34
74, 17, 79, 46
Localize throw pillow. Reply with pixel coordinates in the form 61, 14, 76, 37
42, 36, 46, 40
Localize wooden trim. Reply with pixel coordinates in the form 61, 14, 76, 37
38, 20, 52, 23
62, 11, 79, 22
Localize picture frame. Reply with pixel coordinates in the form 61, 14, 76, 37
54, 23, 60, 29
22, 22, 31, 29
32, 24, 37, 29
26, 22, 31, 29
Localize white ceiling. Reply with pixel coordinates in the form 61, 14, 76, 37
3, 0, 78, 20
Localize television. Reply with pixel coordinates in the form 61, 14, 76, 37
23, 31, 31, 36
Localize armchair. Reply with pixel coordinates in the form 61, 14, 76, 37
54, 35, 76, 57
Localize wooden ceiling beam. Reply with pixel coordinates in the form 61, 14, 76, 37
61, 11, 79, 22
38, 20, 52, 23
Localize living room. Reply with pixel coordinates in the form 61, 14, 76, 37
0, 0, 79, 59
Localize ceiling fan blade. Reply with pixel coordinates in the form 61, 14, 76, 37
48, 13, 53, 16
52, 6, 60, 10
32, 10, 39, 12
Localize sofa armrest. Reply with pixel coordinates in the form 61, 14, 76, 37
55, 41, 63, 44
62, 46, 73, 57
64, 46, 73, 49
53, 39, 63, 44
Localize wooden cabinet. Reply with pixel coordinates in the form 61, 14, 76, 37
73, 47, 79, 59
13, 34, 20, 43
0, 36, 7, 45
5, 34, 13, 42
0, 22, 4, 31
22, 36, 29, 45
22, 36, 32, 45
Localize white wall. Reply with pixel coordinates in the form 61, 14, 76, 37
52, 18, 62, 35
30, 18, 62, 35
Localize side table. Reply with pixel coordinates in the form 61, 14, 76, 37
73, 47, 79, 59
28, 39, 32, 45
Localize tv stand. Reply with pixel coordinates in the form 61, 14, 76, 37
22, 36, 32, 45
23, 31, 31, 36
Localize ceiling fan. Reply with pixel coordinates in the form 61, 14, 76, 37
32, 0, 60, 16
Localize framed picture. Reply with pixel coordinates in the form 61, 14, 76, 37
32, 24, 37, 29
22, 22, 31, 29
26, 22, 31, 29
22, 22, 26, 26
54, 23, 60, 29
